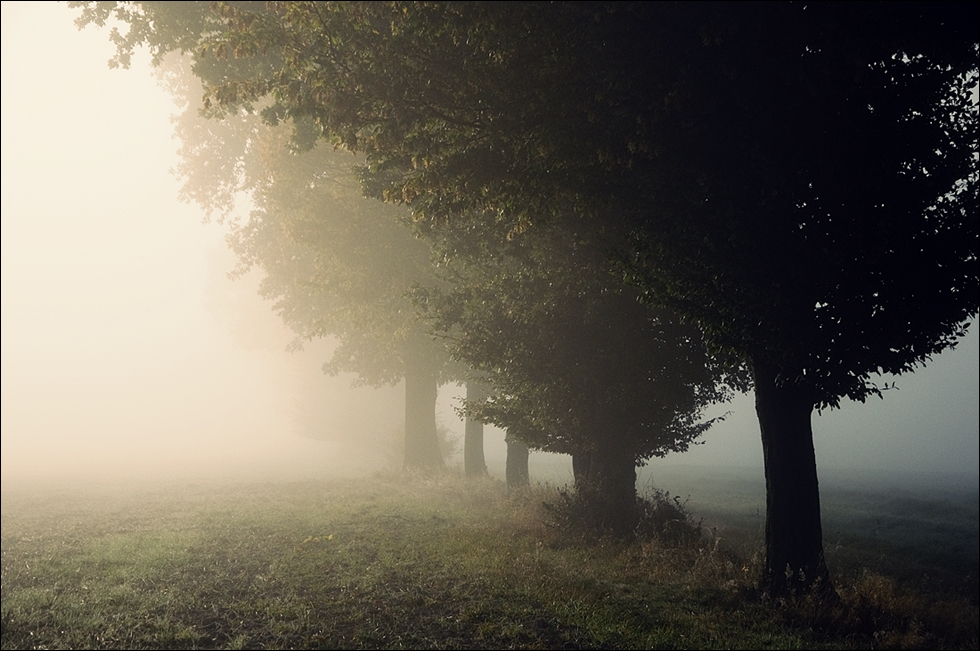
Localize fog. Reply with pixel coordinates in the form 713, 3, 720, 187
2, 3, 977, 490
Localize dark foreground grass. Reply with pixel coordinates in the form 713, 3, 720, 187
2, 473, 977, 650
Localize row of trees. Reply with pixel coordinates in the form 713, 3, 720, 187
158, 53, 573, 479
159, 47, 730, 530
72, 1, 978, 600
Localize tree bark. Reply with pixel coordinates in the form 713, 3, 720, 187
572, 444, 638, 537
505, 436, 530, 489
571, 450, 592, 486
403, 353, 444, 471
753, 359, 836, 600
464, 381, 488, 477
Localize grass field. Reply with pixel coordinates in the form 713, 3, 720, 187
2, 466, 977, 649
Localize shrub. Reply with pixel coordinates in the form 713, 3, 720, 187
542, 486, 703, 545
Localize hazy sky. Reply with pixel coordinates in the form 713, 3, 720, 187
2, 3, 977, 487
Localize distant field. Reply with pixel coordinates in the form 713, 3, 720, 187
641, 465, 979, 597
2, 469, 977, 649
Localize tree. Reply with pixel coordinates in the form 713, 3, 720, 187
420, 222, 736, 534
230, 131, 456, 472
156, 52, 455, 471
504, 435, 529, 490
462, 380, 488, 478
614, 4, 979, 598
73, 1, 978, 598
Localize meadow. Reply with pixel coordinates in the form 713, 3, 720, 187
2, 466, 977, 649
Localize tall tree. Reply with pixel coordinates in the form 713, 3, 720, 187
462, 380, 488, 478
231, 133, 454, 472
421, 222, 736, 534
73, 1, 978, 598
158, 52, 453, 471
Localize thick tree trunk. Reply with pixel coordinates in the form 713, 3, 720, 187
753, 360, 836, 600
464, 381, 488, 477
505, 436, 530, 489
572, 444, 638, 537
571, 450, 592, 486
403, 354, 444, 471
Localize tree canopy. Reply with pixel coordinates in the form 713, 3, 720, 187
77, 2, 976, 400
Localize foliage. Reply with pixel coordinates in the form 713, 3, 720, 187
157, 46, 455, 469
70, 0, 978, 597
416, 213, 742, 531
616, 4, 979, 408
542, 486, 704, 546
70, 3, 978, 404
157, 52, 451, 388
420, 222, 739, 463
72, 1, 745, 483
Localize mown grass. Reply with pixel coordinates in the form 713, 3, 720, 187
2, 472, 977, 649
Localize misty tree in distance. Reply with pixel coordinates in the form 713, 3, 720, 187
158, 54, 454, 471
72, 1, 978, 599
235, 134, 454, 472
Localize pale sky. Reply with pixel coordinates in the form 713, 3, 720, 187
1, 2, 977, 488
0, 1, 403, 484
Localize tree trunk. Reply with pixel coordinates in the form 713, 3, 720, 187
464, 381, 488, 477
571, 450, 592, 486
403, 353, 444, 471
505, 436, 530, 489
572, 444, 638, 537
753, 359, 836, 600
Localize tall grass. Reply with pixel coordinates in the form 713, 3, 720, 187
2, 472, 976, 649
